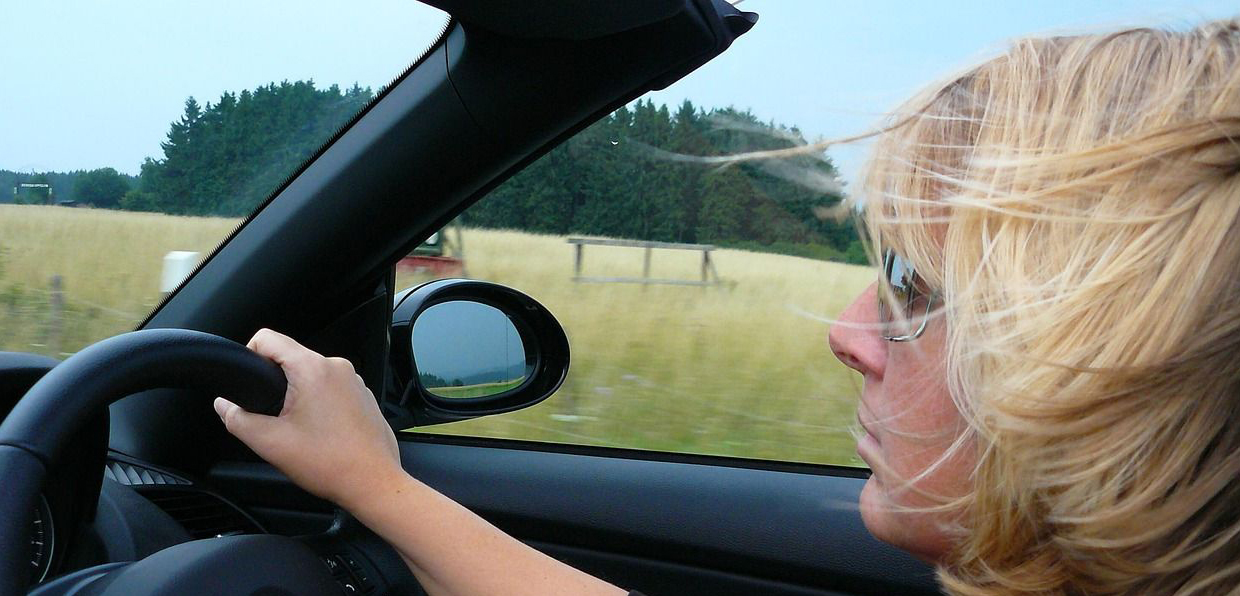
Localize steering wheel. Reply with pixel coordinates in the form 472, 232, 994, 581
0, 329, 340, 596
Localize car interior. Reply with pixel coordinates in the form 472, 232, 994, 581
0, 1, 940, 594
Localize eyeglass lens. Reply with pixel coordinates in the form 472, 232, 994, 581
880, 250, 929, 340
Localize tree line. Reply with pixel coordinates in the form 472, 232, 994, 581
2, 169, 137, 206
126, 80, 375, 215
7, 80, 864, 263
4, 81, 372, 216
468, 99, 861, 261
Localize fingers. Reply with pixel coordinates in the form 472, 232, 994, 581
246, 328, 319, 366
214, 396, 278, 443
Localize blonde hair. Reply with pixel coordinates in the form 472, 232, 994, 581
859, 18, 1240, 595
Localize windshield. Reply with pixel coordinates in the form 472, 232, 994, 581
0, 1, 448, 357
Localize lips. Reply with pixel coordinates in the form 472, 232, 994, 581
855, 425, 881, 472
857, 405, 879, 444
855, 404, 882, 471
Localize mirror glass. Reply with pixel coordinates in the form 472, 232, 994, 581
412, 301, 531, 399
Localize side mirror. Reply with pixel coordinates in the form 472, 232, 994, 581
386, 279, 569, 427
413, 301, 531, 400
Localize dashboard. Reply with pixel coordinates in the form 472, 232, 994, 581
29, 495, 52, 584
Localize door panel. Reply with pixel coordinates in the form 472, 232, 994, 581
210, 436, 938, 594
398, 440, 938, 595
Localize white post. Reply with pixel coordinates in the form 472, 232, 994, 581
161, 251, 200, 293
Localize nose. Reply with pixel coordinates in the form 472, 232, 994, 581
828, 282, 887, 379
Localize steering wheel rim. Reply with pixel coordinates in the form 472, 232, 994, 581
0, 329, 288, 595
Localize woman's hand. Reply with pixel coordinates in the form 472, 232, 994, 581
213, 328, 403, 511
215, 329, 625, 596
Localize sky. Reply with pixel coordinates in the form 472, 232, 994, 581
2, 1, 1237, 189
412, 301, 527, 383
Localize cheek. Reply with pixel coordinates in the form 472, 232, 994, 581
858, 334, 972, 561
883, 362, 961, 451
877, 342, 964, 484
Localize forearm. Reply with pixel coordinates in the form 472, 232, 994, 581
346, 471, 625, 596
397, 552, 457, 596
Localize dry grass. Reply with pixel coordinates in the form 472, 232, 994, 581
400, 229, 874, 466
0, 205, 239, 354
1, 206, 873, 466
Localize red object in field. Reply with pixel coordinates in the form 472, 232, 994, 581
397, 255, 465, 276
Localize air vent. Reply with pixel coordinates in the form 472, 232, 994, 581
138, 487, 264, 539
104, 461, 191, 487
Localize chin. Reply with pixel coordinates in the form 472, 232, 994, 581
858, 476, 896, 544
858, 476, 949, 564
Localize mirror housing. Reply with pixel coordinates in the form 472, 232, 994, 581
386, 279, 569, 427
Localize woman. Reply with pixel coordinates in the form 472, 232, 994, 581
215, 17, 1240, 595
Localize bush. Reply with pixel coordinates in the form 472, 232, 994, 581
119, 190, 161, 212
719, 240, 846, 262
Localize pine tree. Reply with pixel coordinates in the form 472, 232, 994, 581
132, 84, 861, 262
137, 82, 373, 216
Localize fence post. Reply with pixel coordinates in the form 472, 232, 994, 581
161, 251, 201, 294
48, 275, 63, 354
568, 237, 723, 287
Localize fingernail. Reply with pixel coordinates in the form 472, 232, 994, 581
213, 397, 230, 418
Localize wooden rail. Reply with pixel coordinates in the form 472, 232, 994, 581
567, 237, 721, 286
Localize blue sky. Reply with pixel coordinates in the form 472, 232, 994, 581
2, 1, 1236, 189
412, 301, 527, 382
648, 0, 1240, 188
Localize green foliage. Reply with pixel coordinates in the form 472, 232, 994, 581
418, 372, 449, 387
844, 240, 869, 265
72, 168, 132, 208
1, 169, 139, 205
136, 81, 373, 216
15, 173, 51, 204
119, 190, 161, 212
126, 84, 862, 261
697, 168, 749, 243
469, 99, 861, 259
720, 240, 845, 262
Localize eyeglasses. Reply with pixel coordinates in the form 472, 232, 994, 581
878, 249, 936, 342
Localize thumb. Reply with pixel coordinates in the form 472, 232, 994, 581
214, 396, 279, 444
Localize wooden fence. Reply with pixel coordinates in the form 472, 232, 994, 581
568, 237, 721, 287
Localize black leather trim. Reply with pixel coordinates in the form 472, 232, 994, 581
395, 441, 939, 595
0, 352, 58, 406
2, 329, 285, 466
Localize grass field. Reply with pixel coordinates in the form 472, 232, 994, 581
0, 205, 238, 356
1, 204, 873, 466
427, 378, 526, 399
